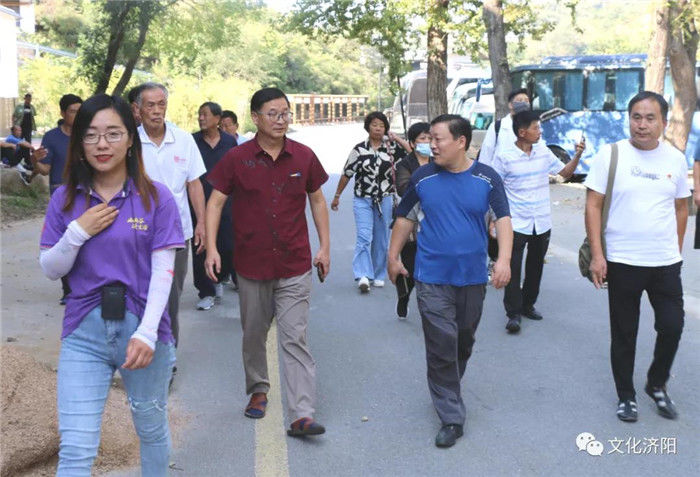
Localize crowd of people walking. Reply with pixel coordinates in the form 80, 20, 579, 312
17, 77, 697, 473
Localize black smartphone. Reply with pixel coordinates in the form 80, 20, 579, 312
396, 274, 410, 298
315, 263, 325, 283
101, 283, 126, 320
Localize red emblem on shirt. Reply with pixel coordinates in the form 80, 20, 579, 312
174, 155, 186, 164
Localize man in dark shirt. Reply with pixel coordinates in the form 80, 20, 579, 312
32, 94, 83, 305
190, 101, 237, 310
205, 87, 330, 437
32, 94, 83, 194
12, 93, 36, 166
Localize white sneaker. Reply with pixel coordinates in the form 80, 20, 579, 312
372, 280, 385, 288
197, 296, 215, 310
215, 283, 224, 302
358, 276, 370, 293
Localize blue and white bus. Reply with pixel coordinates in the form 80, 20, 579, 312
510, 54, 699, 177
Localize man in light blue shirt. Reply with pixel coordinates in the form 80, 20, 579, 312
492, 110, 584, 333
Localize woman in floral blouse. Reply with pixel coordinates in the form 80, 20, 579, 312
331, 111, 409, 293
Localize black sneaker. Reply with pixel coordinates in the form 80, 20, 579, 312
522, 307, 543, 320
645, 384, 678, 420
396, 296, 409, 319
435, 424, 463, 448
505, 316, 521, 333
616, 399, 638, 422
18, 170, 31, 185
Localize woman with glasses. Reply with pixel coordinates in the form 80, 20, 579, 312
331, 111, 409, 293
393, 122, 432, 318
39, 94, 184, 476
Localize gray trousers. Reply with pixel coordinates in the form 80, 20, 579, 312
415, 280, 486, 426
237, 271, 316, 422
168, 241, 189, 347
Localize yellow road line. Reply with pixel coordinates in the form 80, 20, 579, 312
255, 322, 290, 477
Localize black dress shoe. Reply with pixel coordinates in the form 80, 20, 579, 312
616, 399, 638, 422
522, 308, 543, 320
435, 424, 463, 448
645, 384, 678, 420
505, 316, 521, 333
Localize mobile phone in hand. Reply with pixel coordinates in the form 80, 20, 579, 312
396, 274, 410, 298
315, 263, 325, 283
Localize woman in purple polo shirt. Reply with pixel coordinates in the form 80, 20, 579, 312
39, 94, 184, 476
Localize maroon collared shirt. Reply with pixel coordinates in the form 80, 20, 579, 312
207, 135, 328, 280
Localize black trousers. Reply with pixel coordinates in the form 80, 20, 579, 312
1, 146, 22, 166
607, 261, 684, 401
20, 128, 32, 165
503, 229, 550, 317
191, 236, 233, 299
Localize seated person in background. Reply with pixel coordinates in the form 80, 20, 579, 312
2, 125, 36, 184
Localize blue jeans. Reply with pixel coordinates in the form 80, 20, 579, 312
57, 306, 175, 477
352, 195, 393, 281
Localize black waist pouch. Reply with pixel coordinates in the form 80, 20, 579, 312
101, 283, 126, 320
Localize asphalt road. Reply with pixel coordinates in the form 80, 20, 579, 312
2, 123, 698, 476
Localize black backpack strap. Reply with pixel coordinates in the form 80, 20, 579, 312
495, 119, 501, 138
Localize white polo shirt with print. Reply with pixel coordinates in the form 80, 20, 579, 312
138, 121, 206, 240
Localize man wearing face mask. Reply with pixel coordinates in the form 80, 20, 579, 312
394, 122, 431, 319
477, 88, 531, 167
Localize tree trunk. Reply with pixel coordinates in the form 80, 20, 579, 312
666, 0, 698, 152
427, 0, 449, 120
645, 4, 669, 93
112, 13, 151, 97
94, 4, 132, 94
483, 0, 511, 119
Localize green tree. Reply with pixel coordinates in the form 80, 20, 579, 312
78, 0, 174, 95
290, 0, 555, 119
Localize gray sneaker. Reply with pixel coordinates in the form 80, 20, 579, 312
197, 296, 215, 310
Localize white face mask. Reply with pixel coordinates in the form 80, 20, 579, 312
415, 142, 432, 156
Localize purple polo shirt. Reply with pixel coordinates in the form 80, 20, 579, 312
207, 135, 328, 280
40, 180, 185, 343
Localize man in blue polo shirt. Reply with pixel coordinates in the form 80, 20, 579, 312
389, 114, 513, 448
32, 94, 83, 194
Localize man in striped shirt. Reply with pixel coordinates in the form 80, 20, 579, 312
492, 110, 585, 333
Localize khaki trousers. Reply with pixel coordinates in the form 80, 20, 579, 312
238, 270, 316, 421
168, 240, 189, 347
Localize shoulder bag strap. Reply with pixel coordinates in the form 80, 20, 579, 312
600, 143, 618, 256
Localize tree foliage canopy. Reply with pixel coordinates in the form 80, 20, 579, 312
22, 0, 390, 132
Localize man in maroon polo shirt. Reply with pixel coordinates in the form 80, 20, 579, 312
205, 87, 330, 436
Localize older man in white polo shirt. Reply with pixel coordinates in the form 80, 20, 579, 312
492, 110, 585, 333
137, 82, 207, 352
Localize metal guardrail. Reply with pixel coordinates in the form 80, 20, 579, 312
288, 94, 369, 125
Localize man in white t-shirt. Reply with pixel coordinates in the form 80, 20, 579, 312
137, 82, 207, 355
584, 91, 690, 423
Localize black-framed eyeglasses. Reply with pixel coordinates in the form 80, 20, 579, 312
258, 111, 293, 122
83, 131, 127, 144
